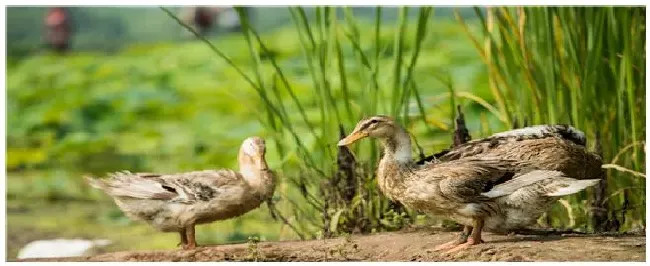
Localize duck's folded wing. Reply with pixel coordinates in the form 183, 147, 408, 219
435, 125, 586, 161
86, 169, 245, 204
426, 158, 519, 203
481, 170, 600, 198
162, 169, 246, 203
491, 124, 586, 146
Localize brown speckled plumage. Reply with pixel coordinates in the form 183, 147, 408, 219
86, 137, 275, 249
339, 116, 602, 252
433, 137, 603, 182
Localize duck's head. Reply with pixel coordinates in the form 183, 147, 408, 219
338, 115, 399, 146
238, 136, 267, 169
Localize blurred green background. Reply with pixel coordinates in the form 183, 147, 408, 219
6, 6, 645, 260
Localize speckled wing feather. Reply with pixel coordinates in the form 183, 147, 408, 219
161, 169, 246, 203
86, 171, 176, 200
491, 124, 586, 145
433, 125, 587, 161
421, 158, 520, 203
86, 169, 245, 204
480, 170, 565, 198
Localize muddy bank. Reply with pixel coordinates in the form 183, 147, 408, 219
17, 229, 645, 262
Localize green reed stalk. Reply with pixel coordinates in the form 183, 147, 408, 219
390, 7, 408, 118
457, 6, 645, 231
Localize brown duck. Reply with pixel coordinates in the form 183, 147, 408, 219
339, 116, 602, 253
86, 137, 275, 249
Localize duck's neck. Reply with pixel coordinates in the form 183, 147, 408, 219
380, 129, 413, 164
239, 158, 275, 199
376, 129, 413, 200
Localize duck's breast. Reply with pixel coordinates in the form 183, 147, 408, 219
400, 177, 467, 218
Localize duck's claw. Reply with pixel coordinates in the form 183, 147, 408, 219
433, 239, 464, 251
433, 230, 470, 251
182, 243, 197, 250
442, 239, 483, 254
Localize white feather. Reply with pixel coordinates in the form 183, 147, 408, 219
482, 170, 564, 198
491, 124, 586, 144
492, 125, 552, 138
394, 132, 413, 163
241, 138, 258, 156
546, 179, 600, 196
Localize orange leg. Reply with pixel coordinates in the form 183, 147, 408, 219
433, 225, 472, 251
183, 224, 197, 250
444, 218, 484, 254
177, 228, 187, 248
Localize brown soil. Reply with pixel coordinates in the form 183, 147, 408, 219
16, 229, 645, 262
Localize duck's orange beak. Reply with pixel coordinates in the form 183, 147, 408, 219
337, 131, 369, 146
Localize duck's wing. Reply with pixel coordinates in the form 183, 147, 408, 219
431, 125, 586, 162
430, 161, 599, 204
86, 169, 245, 204
162, 169, 247, 203
490, 124, 586, 145
481, 170, 600, 199
419, 157, 520, 203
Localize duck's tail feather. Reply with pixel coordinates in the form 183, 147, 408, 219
84, 172, 176, 200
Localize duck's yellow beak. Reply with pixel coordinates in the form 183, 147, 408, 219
337, 131, 368, 146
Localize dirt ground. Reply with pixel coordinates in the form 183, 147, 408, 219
16, 228, 645, 262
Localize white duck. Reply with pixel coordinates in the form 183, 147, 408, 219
86, 137, 275, 249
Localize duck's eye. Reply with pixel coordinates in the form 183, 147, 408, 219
361, 118, 380, 130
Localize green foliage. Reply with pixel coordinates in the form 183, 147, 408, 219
7, 42, 255, 174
